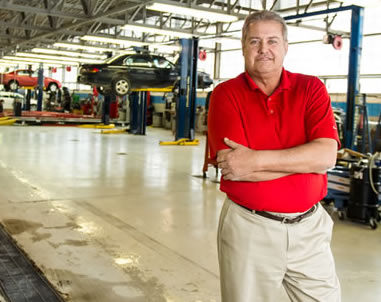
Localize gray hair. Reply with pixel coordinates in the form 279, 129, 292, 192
242, 10, 288, 43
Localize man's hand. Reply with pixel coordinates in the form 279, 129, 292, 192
217, 138, 261, 180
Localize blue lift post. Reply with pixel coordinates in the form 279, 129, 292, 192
37, 63, 44, 111
25, 64, 33, 111
102, 95, 111, 125
284, 5, 364, 149
345, 6, 364, 149
129, 91, 148, 135
175, 38, 199, 141
25, 89, 31, 111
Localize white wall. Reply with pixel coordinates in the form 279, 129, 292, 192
211, 5, 381, 94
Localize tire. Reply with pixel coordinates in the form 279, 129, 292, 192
96, 86, 108, 96
369, 217, 378, 230
7, 80, 19, 91
48, 83, 59, 92
112, 76, 131, 97
322, 198, 333, 206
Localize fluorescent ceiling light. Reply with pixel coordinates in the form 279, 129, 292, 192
123, 24, 196, 38
147, 2, 238, 22
81, 35, 147, 46
54, 42, 111, 52
32, 48, 105, 59
0, 62, 56, 68
0, 60, 19, 66
3, 56, 77, 66
15, 52, 103, 64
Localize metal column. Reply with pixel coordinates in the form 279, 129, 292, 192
102, 95, 111, 125
25, 89, 32, 111
129, 91, 147, 135
284, 5, 364, 149
214, 23, 222, 80
175, 38, 198, 141
37, 63, 44, 111
345, 6, 364, 149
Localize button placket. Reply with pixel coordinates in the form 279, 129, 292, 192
267, 96, 276, 115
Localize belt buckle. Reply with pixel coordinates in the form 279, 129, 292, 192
280, 205, 316, 224
281, 216, 291, 224
282, 215, 302, 224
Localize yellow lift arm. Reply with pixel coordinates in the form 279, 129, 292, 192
159, 138, 199, 146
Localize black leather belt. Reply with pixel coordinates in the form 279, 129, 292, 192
237, 203, 317, 224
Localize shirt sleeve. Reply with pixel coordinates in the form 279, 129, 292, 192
207, 83, 249, 159
305, 78, 341, 149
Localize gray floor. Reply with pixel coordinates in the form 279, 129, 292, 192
0, 126, 380, 302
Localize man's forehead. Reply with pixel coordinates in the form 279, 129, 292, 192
247, 35, 281, 39
246, 22, 284, 38
248, 21, 282, 31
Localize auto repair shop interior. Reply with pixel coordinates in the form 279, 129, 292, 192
0, 1, 381, 302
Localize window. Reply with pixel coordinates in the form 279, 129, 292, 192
17, 70, 33, 76
124, 56, 153, 67
152, 57, 173, 69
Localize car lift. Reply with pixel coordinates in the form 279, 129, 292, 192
160, 38, 200, 146
284, 5, 363, 149
100, 88, 172, 134
102, 38, 199, 141
129, 91, 148, 135
102, 95, 111, 125
36, 63, 44, 111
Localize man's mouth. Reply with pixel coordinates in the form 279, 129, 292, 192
257, 57, 273, 61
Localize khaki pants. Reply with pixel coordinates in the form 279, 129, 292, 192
217, 198, 341, 302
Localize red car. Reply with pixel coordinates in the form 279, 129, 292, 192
0, 69, 62, 92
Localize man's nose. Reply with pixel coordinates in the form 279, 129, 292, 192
258, 41, 268, 53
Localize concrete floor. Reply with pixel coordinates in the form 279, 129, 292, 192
0, 126, 380, 302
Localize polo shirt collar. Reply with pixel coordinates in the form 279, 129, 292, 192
244, 68, 291, 92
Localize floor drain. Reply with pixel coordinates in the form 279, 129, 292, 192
0, 224, 64, 302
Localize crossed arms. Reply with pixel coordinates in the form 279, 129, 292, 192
217, 137, 338, 182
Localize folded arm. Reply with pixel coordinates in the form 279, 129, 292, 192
217, 137, 337, 181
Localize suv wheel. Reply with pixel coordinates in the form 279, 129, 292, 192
112, 77, 131, 97
7, 81, 19, 91
48, 83, 59, 92
96, 86, 107, 96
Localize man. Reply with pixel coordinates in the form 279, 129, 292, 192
208, 10, 341, 302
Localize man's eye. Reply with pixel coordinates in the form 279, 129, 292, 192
250, 40, 259, 45
268, 40, 278, 45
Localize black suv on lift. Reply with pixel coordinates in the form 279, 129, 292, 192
77, 53, 213, 97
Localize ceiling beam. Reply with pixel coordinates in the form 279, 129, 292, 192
0, 3, 90, 20
0, 0, 153, 52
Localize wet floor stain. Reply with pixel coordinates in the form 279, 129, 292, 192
2, 219, 43, 235
123, 266, 167, 302
2, 218, 51, 242
31, 232, 52, 242
49, 239, 88, 249
181, 282, 199, 293
45, 268, 165, 302
46, 222, 81, 230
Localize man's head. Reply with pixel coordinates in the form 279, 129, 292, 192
241, 10, 288, 79
242, 10, 288, 43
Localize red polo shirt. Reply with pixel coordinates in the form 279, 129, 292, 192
208, 69, 340, 213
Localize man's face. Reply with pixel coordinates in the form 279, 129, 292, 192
242, 20, 288, 77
